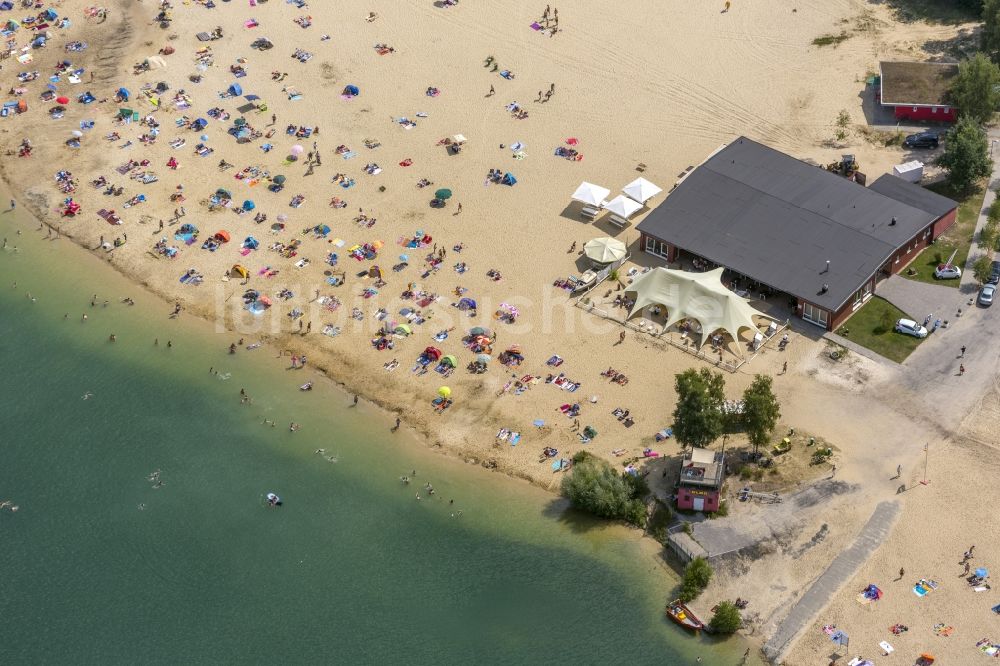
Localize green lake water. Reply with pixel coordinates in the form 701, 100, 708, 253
0, 213, 752, 664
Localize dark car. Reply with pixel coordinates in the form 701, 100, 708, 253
903, 132, 939, 149
989, 260, 1000, 286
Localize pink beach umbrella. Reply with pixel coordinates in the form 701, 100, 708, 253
290, 144, 304, 156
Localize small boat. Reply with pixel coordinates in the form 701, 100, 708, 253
666, 600, 704, 632
265, 492, 282, 507
299, 382, 313, 391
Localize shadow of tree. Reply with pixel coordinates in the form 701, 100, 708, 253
868, 0, 981, 25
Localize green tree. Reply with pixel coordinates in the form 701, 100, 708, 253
561, 453, 647, 526
742, 375, 781, 457
709, 601, 743, 634
672, 368, 726, 449
948, 54, 1000, 123
985, 0, 1000, 64
981, 218, 1000, 252
678, 556, 713, 602
973, 254, 993, 284
938, 116, 992, 193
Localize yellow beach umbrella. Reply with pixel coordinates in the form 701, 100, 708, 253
438, 386, 451, 399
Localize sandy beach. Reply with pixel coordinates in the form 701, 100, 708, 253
2, 0, 995, 661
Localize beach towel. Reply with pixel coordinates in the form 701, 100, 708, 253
933, 624, 953, 637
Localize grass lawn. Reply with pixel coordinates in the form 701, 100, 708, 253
835, 297, 925, 363
901, 181, 986, 288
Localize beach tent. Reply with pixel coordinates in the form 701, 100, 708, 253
571, 181, 610, 206
273, 175, 286, 185
624, 267, 764, 347
501, 172, 517, 186
228, 82, 242, 96
215, 188, 232, 199
214, 231, 231, 243
230, 264, 249, 278
242, 236, 259, 249
457, 297, 477, 311
441, 355, 457, 368
242, 200, 255, 211
424, 346, 442, 361
583, 237, 627, 264
394, 324, 412, 336
343, 84, 359, 96
476, 354, 492, 364
622, 177, 663, 204
602, 194, 643, 219
315, 224, 330, 236
116, 87, 129, 101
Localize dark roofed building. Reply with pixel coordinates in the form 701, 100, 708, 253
637, 137, 958, 330
879, 61, 959, 123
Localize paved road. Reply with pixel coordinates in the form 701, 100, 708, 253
762, 500, 901, 663
876, 274, 962, 323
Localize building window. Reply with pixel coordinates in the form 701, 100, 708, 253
644, 236, 670, 259
925, 229, 931, 238
802, 302, 829, 326
852, 282, 872, 310
912, 106, 918, 112
932, 107, 938, 114
944, 106, 950, 113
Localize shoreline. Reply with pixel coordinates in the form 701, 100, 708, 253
2, 0, 990, 661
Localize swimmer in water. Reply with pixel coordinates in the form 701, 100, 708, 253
81, 391, 93, 400
315, 448, 325, 454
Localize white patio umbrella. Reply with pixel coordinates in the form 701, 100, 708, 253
583, 237, 627, 264
571, 181, 611, 207
622, 177, 662, 204
602, 194, 643, 219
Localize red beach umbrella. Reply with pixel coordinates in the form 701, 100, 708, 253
56, 96, 69, 104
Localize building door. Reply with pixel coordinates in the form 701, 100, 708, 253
692, 497, 705, 511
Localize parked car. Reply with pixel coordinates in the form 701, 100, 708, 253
979, 284, 996, 307
989, 260, 1000, 285
903, 132, 939, 149
934, 263, 962, 280
895, 318, 928, 338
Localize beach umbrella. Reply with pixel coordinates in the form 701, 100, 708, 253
476, 354, 491, 364
533, 419, 545, 427
977, 567, 989, 578
70, 129, 83, 137
277, 214, 288, 222
458, 297, 477, 310
424, 346, 442, 360
469, 326, 490, 337
245, 94, 260, 101
273, 175, 286, 185
233, 117, 246, 127
56, 95, 69, 104
343, 84, 359, 96
290, 144, 304, 156
602, 194, 643, 219
200, 134, 209, 141
584, 236, 627, 264
243, 200, 255, 211
622, 176, 663, 204
566, 137, 579, 145
317, 224, 330, 235
571, 181, 610, 206
117, 87, 130, 100
437, 386, 451, 398
399, 253, 409, 261
434, 188, 452, 200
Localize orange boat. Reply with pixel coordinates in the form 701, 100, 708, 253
666, 600, 704, 632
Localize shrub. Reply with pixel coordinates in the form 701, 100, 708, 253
561, 455, 648, 527
678, 557, 713, 602
709, 601, 742, 634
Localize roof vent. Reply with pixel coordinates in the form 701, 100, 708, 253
820, 284, 829, 294
890, 216, 897, 226
822, 260, 830, 273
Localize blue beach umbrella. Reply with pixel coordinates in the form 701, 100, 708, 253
243, 200, 255, 211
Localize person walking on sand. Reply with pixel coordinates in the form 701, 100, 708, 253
487, 84, 495, 97
618, 330, 626, 345
960, 363, 966, 375
961, 345, 966, 358
8, 199, 14, 211
898, 567, 905, 580
723, 0, 731, 11
782, 361, 787, 374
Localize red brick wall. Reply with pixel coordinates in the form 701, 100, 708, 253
932, 209, 957, 239
676, 487, 720, 513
